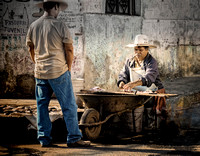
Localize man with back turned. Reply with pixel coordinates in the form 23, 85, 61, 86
26, 0, 90, 147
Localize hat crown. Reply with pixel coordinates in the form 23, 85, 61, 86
126, 34, 156, 48
36, 0, 68, 11
134, 35, 149, 45
42, 0, 65, 3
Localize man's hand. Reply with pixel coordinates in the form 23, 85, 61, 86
119, 81, 125, 89
123, 80, 142, 92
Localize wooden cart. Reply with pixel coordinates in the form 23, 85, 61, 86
77, 90, 177, 140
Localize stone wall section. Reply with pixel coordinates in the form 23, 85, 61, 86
0, 0, 84, 97
83, 14, 142, 90
142, 0, 200, 78
0, 0, 200, 98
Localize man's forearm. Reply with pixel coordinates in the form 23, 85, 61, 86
27, 42, 35, 63
64, 43, 74, 71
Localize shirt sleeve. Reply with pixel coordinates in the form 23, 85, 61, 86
117, 59, 130, 86
26, 26, 32, 46
61, 22, 73, 44
141, 59, 159, 87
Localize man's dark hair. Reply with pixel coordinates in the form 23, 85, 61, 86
43, 2, 60, 11
143, 46, 149, 50
137, 46, 149, 50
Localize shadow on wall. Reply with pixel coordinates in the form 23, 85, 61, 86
16, 74, 35, 98
0, 71, 8, 97
0, 71, 35, 99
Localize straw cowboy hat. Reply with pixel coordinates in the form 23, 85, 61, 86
36, 0, 68, 11
126, 34, 157, 49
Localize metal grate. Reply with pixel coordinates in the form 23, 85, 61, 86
106, 0, 131, 15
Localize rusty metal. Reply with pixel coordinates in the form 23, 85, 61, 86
77, 90, 155, 127
79, 108, 131, 127
79, 95, 153, 127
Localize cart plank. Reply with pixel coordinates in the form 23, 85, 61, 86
0, 99, 60, 106
78, 90, 177, 97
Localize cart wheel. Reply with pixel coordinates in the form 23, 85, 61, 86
80, 108, 101, 140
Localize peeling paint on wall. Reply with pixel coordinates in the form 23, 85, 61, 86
143, 19, 200, 78
1, 3, 29, 51
80, 0, 105, 13
84, 14, 142, 90
0, 0, 200, 99
143, 0, 200, 20
0, 0, 85, 97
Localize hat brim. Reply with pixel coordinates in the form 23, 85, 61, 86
36, 1, 68, 11
126, 44, 157, 49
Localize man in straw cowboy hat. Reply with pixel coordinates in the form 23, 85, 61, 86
26, 0, 90, 147
117, 34, 167, 131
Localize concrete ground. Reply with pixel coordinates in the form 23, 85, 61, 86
1, 144, 200, 156
0, 115, 200, 155
1, 129, 200, 156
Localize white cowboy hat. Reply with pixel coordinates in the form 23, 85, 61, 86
36, 0, 68, 11
126, 34, 157, 49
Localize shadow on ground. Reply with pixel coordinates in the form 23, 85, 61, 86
1, 117, 200, 146
0, 117, 200, 155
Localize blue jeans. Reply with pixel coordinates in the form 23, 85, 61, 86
35, 71, 82, 145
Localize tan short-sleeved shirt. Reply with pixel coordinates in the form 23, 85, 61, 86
26, 16, 73, 79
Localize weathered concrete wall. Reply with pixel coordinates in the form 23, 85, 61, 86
142, 0, 200, 78
0, 0, 200, 98
80, 0, 105, 13
0, 0, 36, 97
143, 20, 200, 78
84, 14, 142, 90
142, 0, 200, 20
0, 0, 84, 97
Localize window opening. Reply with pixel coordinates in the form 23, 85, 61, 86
106, 0, 140, 16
